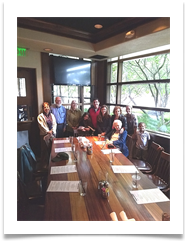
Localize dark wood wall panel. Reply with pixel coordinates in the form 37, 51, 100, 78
41, 52, 52, 104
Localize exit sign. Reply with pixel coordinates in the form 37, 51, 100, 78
17, 48, 26, 56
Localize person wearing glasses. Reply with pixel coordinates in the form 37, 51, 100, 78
105, 119, 129, 157
51, 97, 67, 138
37, 102, 57, 165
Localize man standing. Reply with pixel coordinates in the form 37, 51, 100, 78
51, 97, 66, 138
88, 98, 101, 135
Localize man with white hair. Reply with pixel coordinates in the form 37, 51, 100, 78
51, 97, 66, 138
105, 119, 129, 157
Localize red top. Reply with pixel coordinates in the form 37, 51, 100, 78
89, 107, 100, 129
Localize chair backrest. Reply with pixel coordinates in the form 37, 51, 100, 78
154, 151, 170, 187
17, 171, 28, 208
126, 134, 135, 159
17, 143, 37, 184
146, 141, 164, 172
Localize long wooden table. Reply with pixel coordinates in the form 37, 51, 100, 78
44, 136, 170, 221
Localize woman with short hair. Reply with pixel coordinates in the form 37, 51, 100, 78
37, 102, 57, 165
105, 119, 129, 157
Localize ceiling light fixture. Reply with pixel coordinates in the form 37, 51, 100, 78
44, 48, 53, 52
94, 24, 103, 29
125, 30, 135, 39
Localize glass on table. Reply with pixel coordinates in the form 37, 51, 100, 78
79, 181, 87, 196
72, 144, 75, 152
131, 173, 141, 189
69, 136, 74, 144
98, 170, 108, 182
98, 134, 101, 141
109, 149, 114, 163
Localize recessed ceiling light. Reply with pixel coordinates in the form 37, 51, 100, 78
94, 24, 103, 29
44, 48, 53, 52
125, 30, 135, 39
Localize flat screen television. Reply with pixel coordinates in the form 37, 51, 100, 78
50, 56, 91, 86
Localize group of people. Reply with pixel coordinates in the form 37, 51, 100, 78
37, 97, 150, 164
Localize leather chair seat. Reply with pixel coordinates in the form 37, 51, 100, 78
26, 179, 44, 203
145, 174, 168, 190
130, 159, 152, 172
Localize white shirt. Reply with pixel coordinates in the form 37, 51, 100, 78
136, 130, 150, 150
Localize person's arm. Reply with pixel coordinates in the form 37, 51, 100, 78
66, 110, 73, 128
96, 119, 102, 134
113, 130, 127, 146
37, 114, 49, 134
51, 114, 57, 136
104, 116, 111, 135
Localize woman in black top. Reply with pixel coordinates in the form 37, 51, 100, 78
109, 106, 128, 134
97, 105, 111, 137
77, 112, 94, 136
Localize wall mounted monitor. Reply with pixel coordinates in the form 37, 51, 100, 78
50, 56, 91, 86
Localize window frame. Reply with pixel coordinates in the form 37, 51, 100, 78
106, 51, 170, 134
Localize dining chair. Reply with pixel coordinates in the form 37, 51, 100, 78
17, 171, 45, 204
129, 141, 164, 174
17, 144, 47, 194
17, 172, 44, 221
145, 151, 170, 197
23, 143, 48, 177
126, 134, 135, 159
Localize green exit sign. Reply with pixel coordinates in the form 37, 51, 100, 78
17, 48, 26, 56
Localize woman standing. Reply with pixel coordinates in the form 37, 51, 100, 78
97, 105, 111, 137
37, 102, 57, 165
110, 106, 128, 134
66, 100, 82, 136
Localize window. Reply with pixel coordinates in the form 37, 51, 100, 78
17, 78, 26, 97
52, 85, 91, 112
106, 52, 170, 134
83, 86, 91, 112
52, 85, 79, 107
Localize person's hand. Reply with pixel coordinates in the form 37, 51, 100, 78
47, 130, 53, 136
120, 128, 124, 134
101, 132, 105, 136
106, 139, 112, 144
85, 128, 90, 131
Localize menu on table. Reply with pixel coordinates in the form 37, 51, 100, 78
95, 141, 105, 145
130, 188, 170, 204
50, 165, 77, 174
54, 139, 70, 144
55, 147, 72, 153
47, 181, 79, 192
101, 149, 121, 154
112, 165, 139, 173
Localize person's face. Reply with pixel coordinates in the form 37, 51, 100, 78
101, 107, 107, 115
139, 123, 145, 132
84, 114, 89, 120
115, 108, 121, 117
93, 100, 99, 109
43, 103, 50, 115
55, 97, 62, 107
126, 106, 132, 114
114, 123, 121, 131
71, 101, 77, 110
